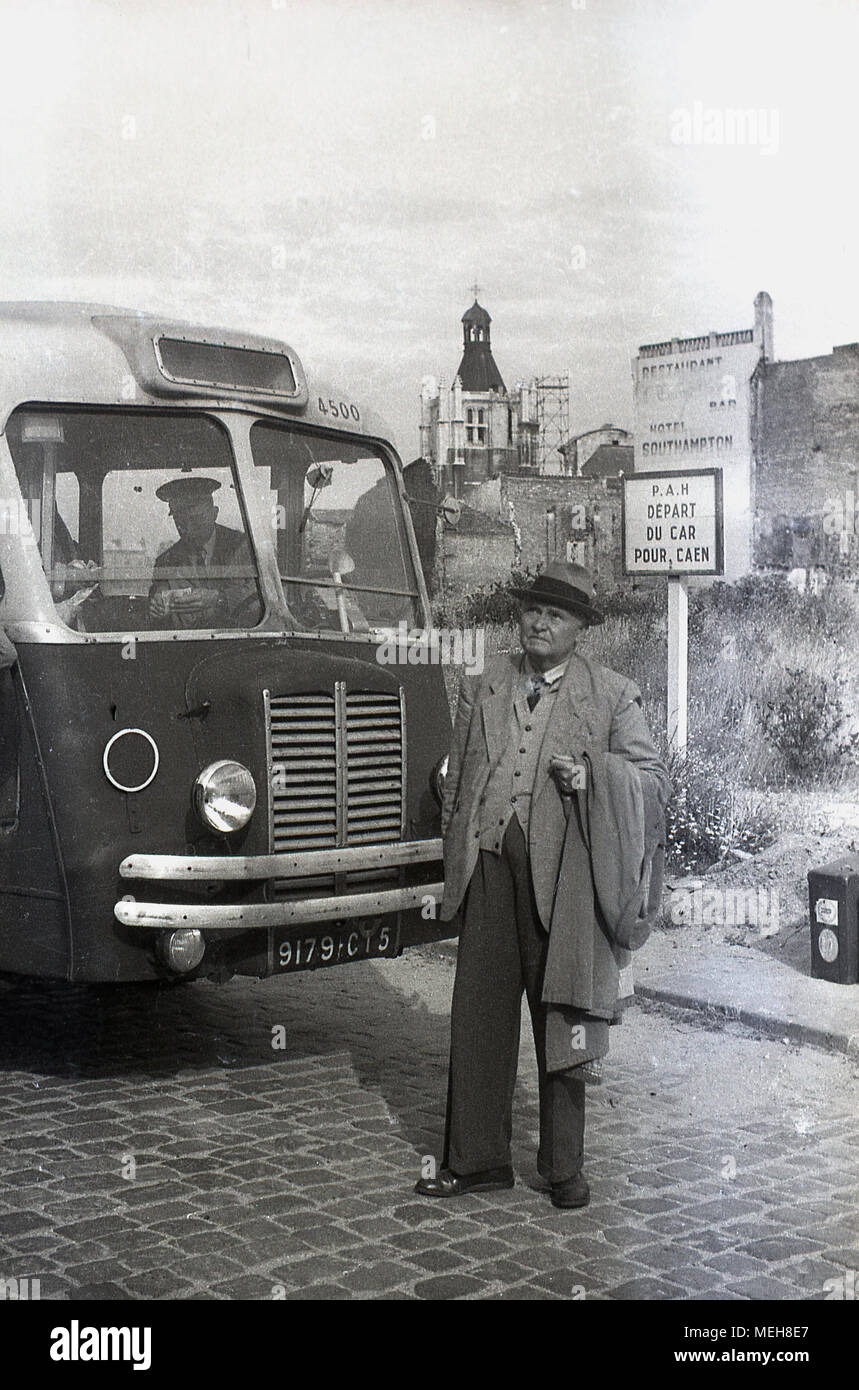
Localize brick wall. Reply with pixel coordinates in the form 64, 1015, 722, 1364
753, 345, 859, 570
500, 474, 624, 589
438, 529, 516, 597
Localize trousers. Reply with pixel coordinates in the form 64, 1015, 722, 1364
443, 818, 586, 1184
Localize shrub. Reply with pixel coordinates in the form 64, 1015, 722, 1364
432, 566, 540, 629
663, 746, 778, 873
680, 576, 859, 786
452, 565, 541, 627
757, 664, 859, 782
595, 583, 665, 623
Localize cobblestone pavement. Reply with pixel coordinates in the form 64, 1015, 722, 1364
0, 946, 856, 1302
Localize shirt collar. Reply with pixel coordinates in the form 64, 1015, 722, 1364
539, 659, 568, 687
521, 656, 569, 688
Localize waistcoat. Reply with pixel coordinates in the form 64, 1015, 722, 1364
478, 682, 559, 853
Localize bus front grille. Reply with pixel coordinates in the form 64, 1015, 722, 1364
265, 684, 405, 859
344, 691, 404, 845
267, 691, 339, 853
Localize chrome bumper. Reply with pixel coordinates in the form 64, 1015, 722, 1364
115, 837, 444, 931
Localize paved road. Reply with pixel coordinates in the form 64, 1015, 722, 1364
0, 946, 856, 1301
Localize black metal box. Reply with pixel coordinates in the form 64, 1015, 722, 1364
807, 852, 859, 984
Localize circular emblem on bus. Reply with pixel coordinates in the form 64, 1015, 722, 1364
103, 729, 160, 794
818, 927, 839, 964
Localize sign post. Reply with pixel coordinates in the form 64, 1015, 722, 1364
622, 468, 724, 754
666, 573, 688, 751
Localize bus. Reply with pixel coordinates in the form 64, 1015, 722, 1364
0, 302, 453, 983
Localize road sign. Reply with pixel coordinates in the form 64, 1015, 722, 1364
622, 468, 724, 575
622, 469, 724, 752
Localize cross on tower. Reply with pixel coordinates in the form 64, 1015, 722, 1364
469, 281, 481, 301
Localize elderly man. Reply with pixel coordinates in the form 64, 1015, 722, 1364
415, 561, 670, 1209
149, 476, 260, 629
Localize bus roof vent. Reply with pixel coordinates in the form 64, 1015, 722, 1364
155, 336, 298, 398
91, 311, 309, 410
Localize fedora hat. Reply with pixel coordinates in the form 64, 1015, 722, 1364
511, 560, 604, 626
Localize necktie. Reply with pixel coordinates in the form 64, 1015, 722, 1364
526, 675, 546, 711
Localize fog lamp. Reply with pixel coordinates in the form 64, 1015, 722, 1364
194, 760, 256, 833
159, 928, 205, 974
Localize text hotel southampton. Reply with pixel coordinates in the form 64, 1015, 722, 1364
633, 292, 773, 579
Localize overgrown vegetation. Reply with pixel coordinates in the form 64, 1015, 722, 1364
662, 746, 777, 873
758, 666, 858, 782
432, 566, 540, 628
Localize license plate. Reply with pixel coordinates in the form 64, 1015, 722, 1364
273, 920, 398, 973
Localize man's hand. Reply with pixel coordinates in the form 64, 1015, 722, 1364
55, 586, 98, 626
67, 559, 101, 580
150, 586, 223, 624
549, 755, 586, 796
169, 588, 210, 613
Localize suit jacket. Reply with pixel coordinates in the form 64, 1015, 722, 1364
153, 523, 246, 576
440, 649, 671, 927
151, 525, 258, 627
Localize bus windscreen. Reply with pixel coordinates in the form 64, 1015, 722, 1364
250, 421, 421, 632
6, 407, 263, 634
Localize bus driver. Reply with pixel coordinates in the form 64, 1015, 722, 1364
148, 476, 260, 629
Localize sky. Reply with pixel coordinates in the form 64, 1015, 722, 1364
0, 0, 857, 458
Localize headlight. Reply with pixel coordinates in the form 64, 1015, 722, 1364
194, 760, 257, 833
430, 753, 449, 807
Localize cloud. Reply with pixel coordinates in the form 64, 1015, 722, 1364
0, 0, 854, 458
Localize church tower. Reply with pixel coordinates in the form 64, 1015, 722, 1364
419, 295, 538, 498
456, 301, 506, 394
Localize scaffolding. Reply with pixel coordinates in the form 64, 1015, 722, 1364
533, 375, 570, 474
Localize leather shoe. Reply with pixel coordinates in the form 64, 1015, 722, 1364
550, 1173, 590, 1209
414, 1165, 514, 1198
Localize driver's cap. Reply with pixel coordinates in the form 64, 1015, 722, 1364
155, 476, 221, 508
